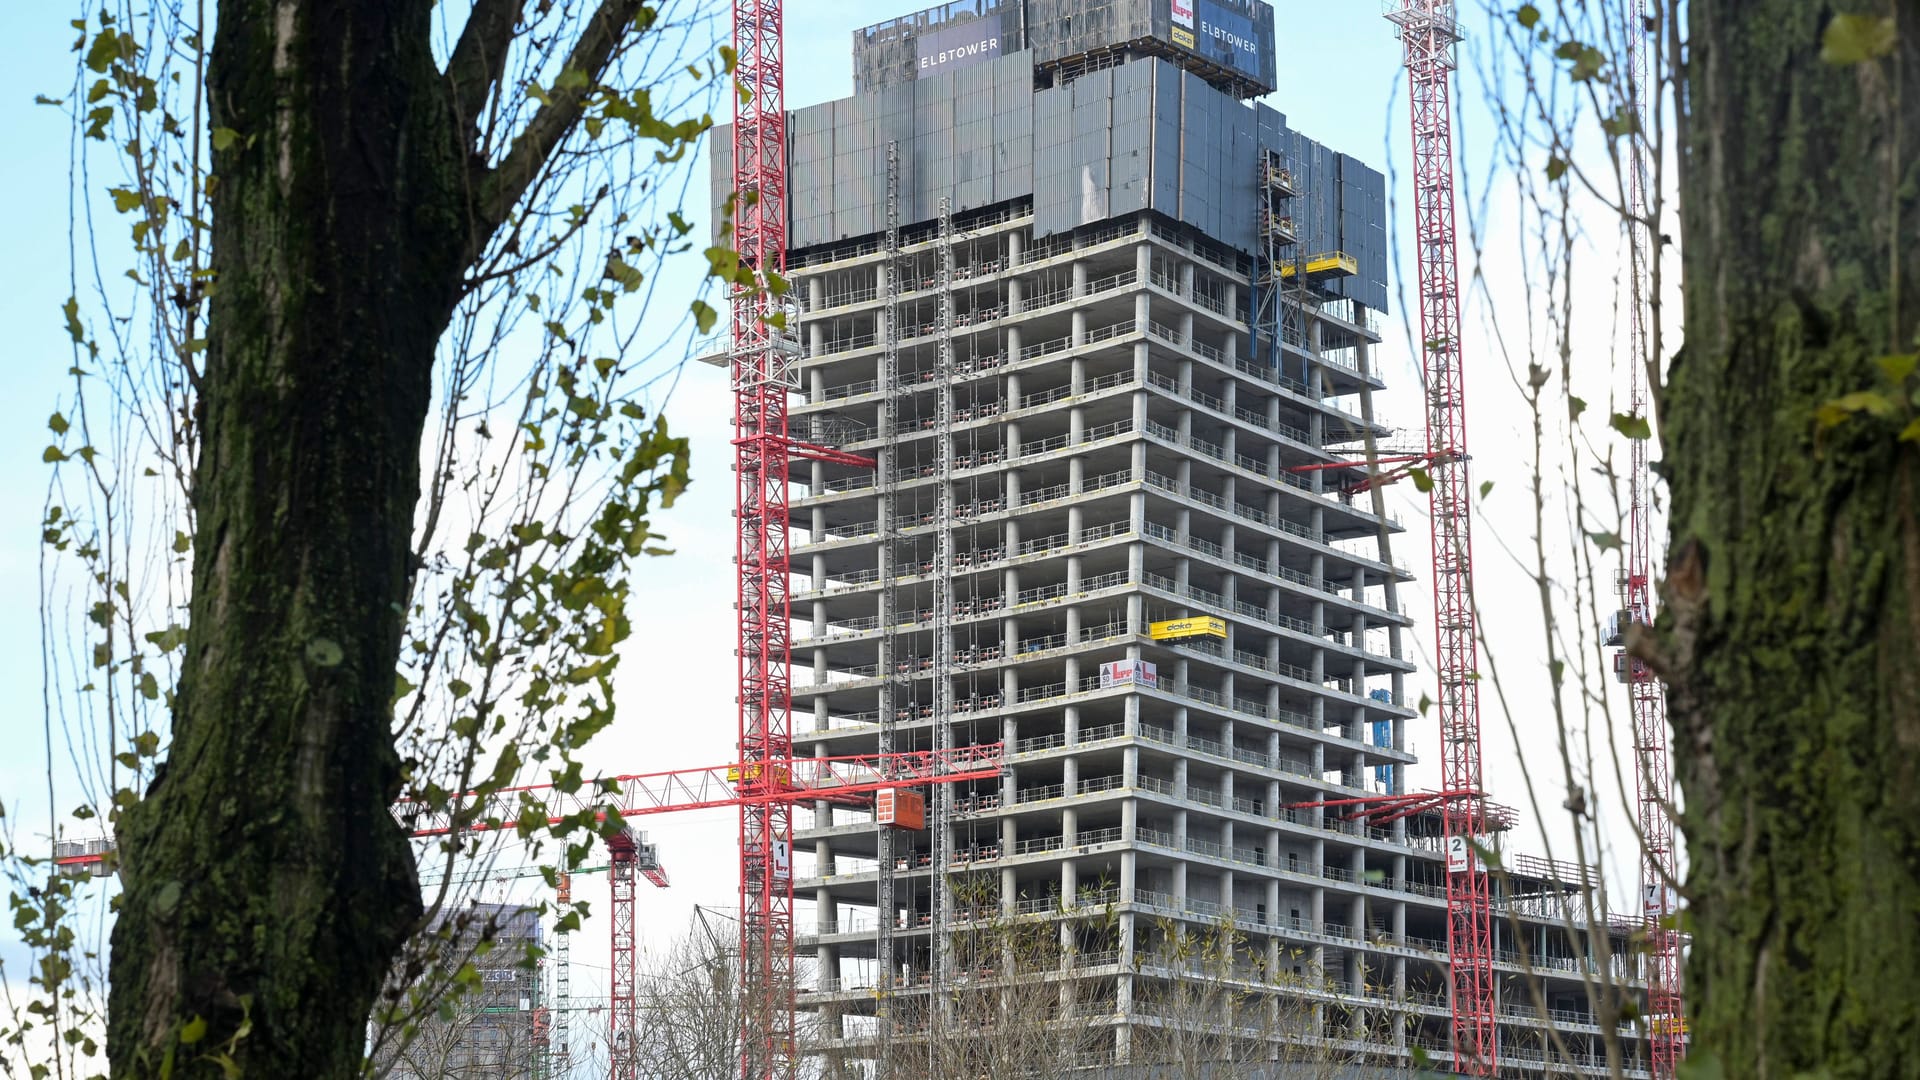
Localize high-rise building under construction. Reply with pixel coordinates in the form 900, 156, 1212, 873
712, 1, 1650, 1074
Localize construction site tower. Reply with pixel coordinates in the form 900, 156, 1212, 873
608, 832, 639, 1080
1621, 11, 1685, 1076
731, 0, 799, 1077
1384, 1, 1497, 1074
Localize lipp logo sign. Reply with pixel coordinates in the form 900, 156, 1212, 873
1171, 0, 1196, 28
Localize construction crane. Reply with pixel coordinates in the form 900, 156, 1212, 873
412, 856, 641, 1080
1384, 1, 1498, 1074
56, 743, 1004, 1080
723, 2, 885, 1077
1611, 9, 1686, 1075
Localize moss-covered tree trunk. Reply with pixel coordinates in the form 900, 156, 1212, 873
1665, 3, 1920, 1076
106, 1, 641, 1075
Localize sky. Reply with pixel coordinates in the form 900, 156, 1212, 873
0, 0, 1669, 1057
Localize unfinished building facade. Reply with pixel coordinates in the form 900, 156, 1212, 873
710, 2, 1654, 1075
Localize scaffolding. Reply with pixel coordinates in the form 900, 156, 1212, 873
925, 195, 960, 1049
875, 139, 905, 1059
1250, 149, 1299, 371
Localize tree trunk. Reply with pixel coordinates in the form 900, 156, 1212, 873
1666, 3, 1920, 1076
107, 4, 468, 1075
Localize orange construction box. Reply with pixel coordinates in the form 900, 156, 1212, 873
876, 789, 926, 830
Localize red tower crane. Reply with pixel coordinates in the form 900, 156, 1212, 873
58, 745, 1005, 1080
1617, 12, 1685, 1076
725, 1, 879, 1077
404, 746, 1004, 1080
1385, 2, 1497, 1074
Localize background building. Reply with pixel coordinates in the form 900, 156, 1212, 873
377, 902, 548, 1079
712, 1, 1648, 1074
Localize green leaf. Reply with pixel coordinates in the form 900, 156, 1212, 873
84, 28, 122, 74
84, 105, 112, 140
1545, 156, 1568, 182
1515, 4, 1540, 29
1600, 105, 1641, 138
43, 445, 68, 463
62, 296, 85, 343
1815, 390, 1896, 429
48, 412, 69, 435
138, 672, 159, 700
211, 127, 241, 151
1478, 480, 1494, 498
109, 187, 143, 213
1821, 14, 1896, 65
1568, 394, 1587, 419
1587, 530, 1623, 552
1610, 412, 1652, 439
172, 530, 190, 554
1874, 353, 1918, 385
1899, 418, 1920, 444
145, 624, 188, 653
690, 299, 718, 334
1408, 466, 1433, 493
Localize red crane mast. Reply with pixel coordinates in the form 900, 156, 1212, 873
728, 2, 798, 1074
1385, 2, 1497, 1074
726, 2, 876, 1076
1620, 13, 1685, 1076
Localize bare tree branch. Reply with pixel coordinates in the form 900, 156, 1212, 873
444, 0, 526, 148
472, 0, 644, 256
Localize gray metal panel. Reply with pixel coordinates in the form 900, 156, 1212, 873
1150, 61, 1182, 216
1108, 58, 1153, 215
1220, 95, 1256, 250
1072, 68, 1114, 226
1178, 69, 1216, 236
1031, 81, 1075, 238
911, 72, 956, 221
993, 52, 1035, 204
